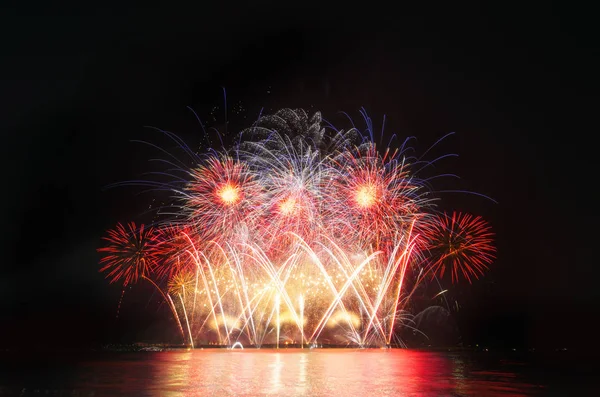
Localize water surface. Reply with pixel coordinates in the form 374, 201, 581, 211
0, 349, 594, 396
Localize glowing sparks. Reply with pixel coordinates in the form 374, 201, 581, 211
278, 197, 297, 215
98, 222, 159, 286
98, 108, 496, 347
421, 212, 496, 283
168, 270, 196, 295
328, 311, 362, 328
355, 184, 377, 208
217, 183, 241, 206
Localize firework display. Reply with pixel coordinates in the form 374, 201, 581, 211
99, 109, 496, 347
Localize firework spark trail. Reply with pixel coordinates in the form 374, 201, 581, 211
141, 275, 186, 341
98, 108, 496, 347
179, 291, 194, 348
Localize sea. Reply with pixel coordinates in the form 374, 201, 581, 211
0, 348, 596, 396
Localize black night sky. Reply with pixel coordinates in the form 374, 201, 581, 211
0, 3, 596, 351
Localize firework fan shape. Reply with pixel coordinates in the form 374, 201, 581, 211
98, 108, 496, 348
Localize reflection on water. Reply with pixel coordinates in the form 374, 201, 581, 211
0, 349, 584, 396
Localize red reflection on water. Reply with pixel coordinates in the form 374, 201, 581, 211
0, 350, 537, 396
137, 349, 538, 396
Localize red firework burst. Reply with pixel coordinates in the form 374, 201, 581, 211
98, 222, 160, 286
326, 145, 420, 251
154, 225, 198, 279
422, 212, 496, 283
260, 178, 321, 253
185, 156, 262, 242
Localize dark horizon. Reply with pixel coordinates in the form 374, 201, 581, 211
1, 3, 597, 351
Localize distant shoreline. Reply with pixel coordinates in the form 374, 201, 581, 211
96, 343, 545, 353
0, 344, 574, 354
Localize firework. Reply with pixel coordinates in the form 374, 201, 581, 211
153, 225, 196, 279
421, 212, 496, 283
99, 108, 495, 347
324, 144, 422, 251
168, 270, 196, 296
184, 156, 262, 243
98, 222, 160, 286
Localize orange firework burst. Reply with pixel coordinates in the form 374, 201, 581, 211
98, 222, 160, 286
422, 212, 496, 283
168, 270, 196, 296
